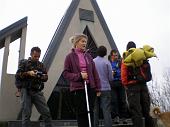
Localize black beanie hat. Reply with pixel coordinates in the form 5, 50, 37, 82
126, 41, 136, 50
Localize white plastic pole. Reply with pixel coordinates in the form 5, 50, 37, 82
84, 81, 92, 127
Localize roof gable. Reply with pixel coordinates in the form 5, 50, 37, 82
42, 0, 118, 69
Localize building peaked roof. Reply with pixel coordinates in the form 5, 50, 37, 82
42, 0, 118, 69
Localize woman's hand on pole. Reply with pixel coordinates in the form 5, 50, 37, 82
81, 72, 88, 80
96, 92, 101, 97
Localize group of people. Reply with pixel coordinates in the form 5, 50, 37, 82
15, 33, 155, 127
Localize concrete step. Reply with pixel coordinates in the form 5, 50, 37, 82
2, 119, 133, 127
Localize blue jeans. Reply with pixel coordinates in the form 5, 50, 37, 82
21, 88, 52, 127
93, 91, 112, 127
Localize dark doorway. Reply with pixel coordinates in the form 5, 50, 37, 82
83, 26, 98, 58
47, 73, 75, 119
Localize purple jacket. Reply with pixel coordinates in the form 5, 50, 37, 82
63, 49, 101, 92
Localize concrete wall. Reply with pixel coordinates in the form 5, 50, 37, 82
0, 25, 26, 121
0, 74, 20, 120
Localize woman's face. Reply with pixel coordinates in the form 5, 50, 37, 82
75, 37, 87, 51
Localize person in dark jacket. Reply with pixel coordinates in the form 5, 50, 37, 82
63, 33, 101, 127
109, 49, 129, 124
121, 41, 155, 127
15, 47, 52, 127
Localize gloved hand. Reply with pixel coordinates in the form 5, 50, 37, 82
27, 70, 36, 76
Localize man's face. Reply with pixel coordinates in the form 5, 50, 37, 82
111, 52, 118, 61
31, 51, 40, 61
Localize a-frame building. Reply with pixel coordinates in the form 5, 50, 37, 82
39, 0, 119, 120
0, 0, 119, 121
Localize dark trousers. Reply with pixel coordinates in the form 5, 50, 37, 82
71, 86, 96, 127
21, 88, 52, 127
111, 81, 129, 118
126, 83, 155, 127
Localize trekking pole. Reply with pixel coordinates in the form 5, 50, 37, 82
84, 80, 92, 127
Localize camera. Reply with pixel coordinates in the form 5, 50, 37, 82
36, 71, 43, 78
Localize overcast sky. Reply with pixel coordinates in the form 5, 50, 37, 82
0, 0, 170, 83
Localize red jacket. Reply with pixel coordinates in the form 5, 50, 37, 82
121, 61, 137, 86
63, 49, 101, 92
